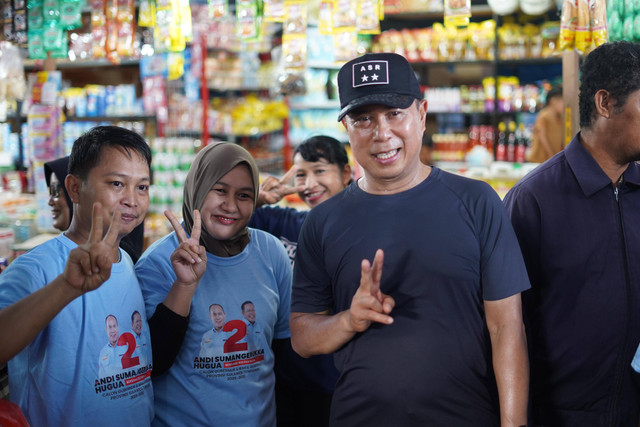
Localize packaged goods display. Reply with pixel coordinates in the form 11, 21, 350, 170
559, 0, 608, 53
607, 0, 640, 42
0, 0, 631, 250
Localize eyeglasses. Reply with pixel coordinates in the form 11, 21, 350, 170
49, 184, 62, 199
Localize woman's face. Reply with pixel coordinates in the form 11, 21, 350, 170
48, 174, 71, 231
199, 164, 255, 241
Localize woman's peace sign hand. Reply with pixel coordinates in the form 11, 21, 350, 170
165, 209, 207, 288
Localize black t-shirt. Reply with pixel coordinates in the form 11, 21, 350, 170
293, 169, 530, 426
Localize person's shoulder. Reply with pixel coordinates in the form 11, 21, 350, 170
433, 168, 498, 199
307, 183, 354, 220
11, 234, 69, 265
249, 227, 285, 247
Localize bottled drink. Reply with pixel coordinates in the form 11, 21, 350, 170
515, 123, 527, 163
495, 121, 507, 161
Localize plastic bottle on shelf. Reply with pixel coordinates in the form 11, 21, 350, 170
468, 125, 480, 151
515, 122, 527, 163
506, 120, 517, 162
495, 121, 507, 162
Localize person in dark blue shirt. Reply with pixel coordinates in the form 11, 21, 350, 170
504, 41, 640, 427
250, 135, 351, 427
291, 52, 530, 427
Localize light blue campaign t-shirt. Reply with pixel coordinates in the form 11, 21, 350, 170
137, 227, 291, 427
0, 234, 154, 426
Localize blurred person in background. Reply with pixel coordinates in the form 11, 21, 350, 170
527, 85, 564, 164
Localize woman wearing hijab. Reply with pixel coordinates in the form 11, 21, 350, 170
136, 142, 291, 427
43, 156, 146, 263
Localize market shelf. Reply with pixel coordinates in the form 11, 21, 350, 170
497, 57, 563, 67
65, 114, 157, 122
24, 57, 141, 71
289, 100, 340, 110
383, 4, 493, 21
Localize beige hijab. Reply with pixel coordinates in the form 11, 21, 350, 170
182, 142, 259, 257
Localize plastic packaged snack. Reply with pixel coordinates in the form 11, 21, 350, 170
444, 0, 470, 28
559, 0, 577, 51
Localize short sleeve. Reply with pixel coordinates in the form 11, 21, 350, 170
269, 234, 292, 339
291, 211, 334, 313
472, 182, 531, 301
135, 234, 179, 319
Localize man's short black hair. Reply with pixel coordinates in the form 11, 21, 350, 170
241, 301, 254, 311
68, 126, 152, 180
293, 135, 349, 170
579, 41, 640, 129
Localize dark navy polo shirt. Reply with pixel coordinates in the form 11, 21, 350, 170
504, 133, 640, 426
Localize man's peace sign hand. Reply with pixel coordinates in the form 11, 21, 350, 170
257, 165, 305, 207
347, 249, 395, 333
63, 202, 122, 294
166, 209, 206, 288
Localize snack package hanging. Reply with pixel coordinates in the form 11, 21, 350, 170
559, 0, 577, 50
264, 0, 285, 22
236, 0, 261, 41
590, 0, 607, 47
282, 0, 307, 70
444, 0, 470, 28
574, 0, 592, 53
138, 0, 155, 27
60, 0, 82, 29
333, 0, 356, 29
207, 0, 228, 19
154, 0, 173, 53
318, 0, 333, 35
356, 0, 380, 35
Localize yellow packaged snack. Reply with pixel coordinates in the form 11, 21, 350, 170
575, 0, 591, 53
559, 0, 577, 51
590, 0, 608, 47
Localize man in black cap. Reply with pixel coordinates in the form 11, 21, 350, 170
290, 52, 531, 426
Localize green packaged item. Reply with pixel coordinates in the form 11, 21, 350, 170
622, 14, 634, 41
42, 0, 59, 21
608, 10, 622, 41
59, 0, 82, 29
635, 13, 640, 41
43, 19, 63, 49
28, 28, 46, 58
27, 1, 44, 29
624, 0, 635, 15
49, 36, 68, 57
236, 0, 260, 42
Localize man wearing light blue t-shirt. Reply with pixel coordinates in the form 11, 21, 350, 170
0, 126, 154, 427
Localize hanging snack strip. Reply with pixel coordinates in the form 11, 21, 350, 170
559, 0, 608, 54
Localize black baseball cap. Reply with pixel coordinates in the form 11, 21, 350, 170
337, 52, 422, 121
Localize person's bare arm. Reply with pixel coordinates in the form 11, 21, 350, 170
0, 203, 122, 364
290, 249, 395, 357
485, 293, 529, 427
